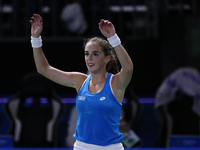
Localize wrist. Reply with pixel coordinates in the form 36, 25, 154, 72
32, 35, 40, 38
107, 34, 121, 48
31, 36, 42, 48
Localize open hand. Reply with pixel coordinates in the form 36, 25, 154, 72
98, 19, 115, 38
30, 14, 43, 38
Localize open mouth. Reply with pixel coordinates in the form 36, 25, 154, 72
88, 63, 95, 67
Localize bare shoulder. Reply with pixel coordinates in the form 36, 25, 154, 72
110, 73, 126, 103
67, 72, 88, 92
111, 73, 127, 89
110, 70, 132, 103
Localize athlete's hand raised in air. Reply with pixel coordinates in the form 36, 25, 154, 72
30, 14, 43, 38
98, 19, 116, 38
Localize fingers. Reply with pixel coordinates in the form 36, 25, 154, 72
29, 20, 33, 24
99, 19, 110, 24
33, 14, 42, 20
99, 19, 112, 28
30, 14, 42, 24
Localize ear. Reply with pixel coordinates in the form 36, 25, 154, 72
105, 55, 111, 64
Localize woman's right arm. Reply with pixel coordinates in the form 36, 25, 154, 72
30, 14, 87, 91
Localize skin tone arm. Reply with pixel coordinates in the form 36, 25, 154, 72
30, 14, 87, 92
99, 19, 134, 103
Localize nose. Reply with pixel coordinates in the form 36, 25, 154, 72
88, 54, 93, 60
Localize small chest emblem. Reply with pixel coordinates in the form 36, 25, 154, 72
100, 97, 106, 101
78, 96, 85, 101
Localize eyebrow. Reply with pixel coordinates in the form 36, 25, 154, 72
85, 51, 100, 53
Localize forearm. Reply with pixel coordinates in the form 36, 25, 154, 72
107, 34, 133, 73
114, 44, 133, 73
33, 47, 50, 75
30, 14, 52, 76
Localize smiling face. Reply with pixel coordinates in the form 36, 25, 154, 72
85, 41, 110, 74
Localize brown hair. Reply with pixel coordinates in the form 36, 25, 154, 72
83, 37, 119, 74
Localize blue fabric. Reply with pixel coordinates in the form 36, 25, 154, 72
73, 73, 123, 146
2, 148, 200, 150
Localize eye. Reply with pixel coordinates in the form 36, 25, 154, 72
85, 52, 89, 56
93, 53, 98, 56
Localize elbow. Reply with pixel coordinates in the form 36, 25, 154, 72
130, 63, 134, 72
129, 66, 134, 74
123, 63, 134, 74
36, 68, 43, 75
127, 62, 134, 73
36, 66, 48, 76
35, 63, 51, 76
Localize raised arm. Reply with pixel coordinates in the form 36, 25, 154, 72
30, 14, 87, 92
99, 19, 133, 101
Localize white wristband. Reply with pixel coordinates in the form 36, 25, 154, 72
107, 34, 121, 47
31, 36, 42, 48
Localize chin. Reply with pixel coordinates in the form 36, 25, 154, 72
88, 68, 95, 73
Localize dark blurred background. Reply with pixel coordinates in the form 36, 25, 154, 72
1, 0, 200, 97
0, 0, 200, 148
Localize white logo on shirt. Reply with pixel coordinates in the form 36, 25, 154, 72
100, 97, 106, 101
78, 96, 85, 101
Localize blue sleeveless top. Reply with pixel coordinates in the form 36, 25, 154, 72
73, 73, 123, 146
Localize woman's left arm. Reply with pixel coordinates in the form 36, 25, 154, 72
99, 19, 133, 88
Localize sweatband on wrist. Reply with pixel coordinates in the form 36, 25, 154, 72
107, 34, 121, 47
31, 36, 42, 48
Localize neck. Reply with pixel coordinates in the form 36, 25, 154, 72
90, 72, 108, 85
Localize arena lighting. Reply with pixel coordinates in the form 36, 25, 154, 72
0, 5, 50, 13
109, 5, 148, 12
109, 4, 191, 13
0, 5, 12, 13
